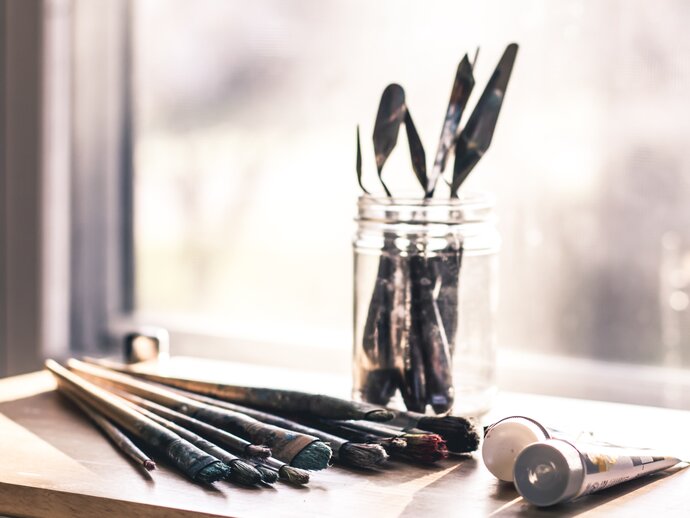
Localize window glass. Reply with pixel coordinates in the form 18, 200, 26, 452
134, 0, 690, 367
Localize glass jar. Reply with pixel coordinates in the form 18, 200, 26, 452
352, 192, 500, 417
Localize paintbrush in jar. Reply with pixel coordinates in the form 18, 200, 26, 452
81, 357, 394, 422
46, 360, 230, 483
427, 54, 475, 198
171, 389, 389, 470
409, 251, 455, 414
450, 43, 518, 197
68, 359, 332, 471
117, 390, 308, 484
60, 387, 156, 472
372, 83, 406, 196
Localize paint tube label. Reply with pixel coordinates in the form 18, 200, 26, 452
575, 444, 680, 498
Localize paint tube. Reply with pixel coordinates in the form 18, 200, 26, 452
513, 438, 681, 507
482, 416, 595, 482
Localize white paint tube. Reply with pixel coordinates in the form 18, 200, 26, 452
482, 416, 594, 482
513, 438, 681, 507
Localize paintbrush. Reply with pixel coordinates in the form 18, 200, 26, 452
68, 359, 332, 470
60, 387, 156, 472
118, 390, 308, 484
247, 461, 279, 485
450, 43, 518, 197
372, 83, 406, 196
389, 410, 481, 454
359, 232, 397, 406
170, 388, 389, 470
292, 417, 408, 453
255, 456, 310, 486
46, 360, 230, 483
355, 126, 369, 194
331, 420, 449, 464
81, 357, 394, 422
428, 54, 475, 198
124, 399, 264, 486
409, 252, 455, 414
430, 236, 463, 357
116, 390, 271, 459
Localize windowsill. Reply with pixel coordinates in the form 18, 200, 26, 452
116, 313, 690, 412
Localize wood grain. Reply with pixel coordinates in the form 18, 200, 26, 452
0, 359, 688, 517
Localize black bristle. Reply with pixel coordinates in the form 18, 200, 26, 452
417, 415, 481, 453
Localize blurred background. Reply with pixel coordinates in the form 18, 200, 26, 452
2, 0, 690, 407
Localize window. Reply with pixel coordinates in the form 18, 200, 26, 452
19, 0, 690, 405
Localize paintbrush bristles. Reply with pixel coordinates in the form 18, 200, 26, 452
252, 464, 279, 484
196, 463, 232, 484
339, 443, 389, 469
382, 437, 408, 451
291, 441, 332, 470
416, 415, 481, 454
399, 433, 449, 463
278, 465, 310, 485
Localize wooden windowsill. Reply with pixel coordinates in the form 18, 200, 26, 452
0, 358, 688, 517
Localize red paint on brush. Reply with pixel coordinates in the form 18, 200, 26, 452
401, 433, 449, 463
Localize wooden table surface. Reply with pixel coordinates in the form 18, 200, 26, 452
0, 357, 688, 518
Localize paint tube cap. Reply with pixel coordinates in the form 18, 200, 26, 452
482, 416, 550, 482
513, 439, 585, 507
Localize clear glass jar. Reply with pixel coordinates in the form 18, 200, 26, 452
352, 192, 500, 417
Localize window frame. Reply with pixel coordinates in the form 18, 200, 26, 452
1, 0, 48, 376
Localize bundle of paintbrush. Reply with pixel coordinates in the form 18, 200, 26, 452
354, 44, 518, 413
46, 359, 316, 486
76, 359, 483, 458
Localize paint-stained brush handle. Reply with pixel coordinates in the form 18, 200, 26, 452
46, 360, 229, 483
80, 359, 394, 422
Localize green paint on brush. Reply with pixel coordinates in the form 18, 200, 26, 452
195, 461, 232, 484
291, 441, 332, 470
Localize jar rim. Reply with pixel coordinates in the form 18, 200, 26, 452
357, 191, 494, 208
357, 191, 495, 225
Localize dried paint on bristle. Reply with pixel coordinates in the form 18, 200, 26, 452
246, 444, 272, 458
417, 416, 481, 453
143, 460, 156, 471
228, 460, 262, 486
340, 443, 389, 469
400, 433, 449, 463
195, 461, 232, 484
254, 465, 279, 484
279, 465, 310, 485
382, 437, 408, 451
364, 409, 395, 422
291, 441, 332, 471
